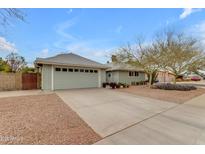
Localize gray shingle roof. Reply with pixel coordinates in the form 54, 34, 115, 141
106, 62, 144, 72
35, 53, 108, 69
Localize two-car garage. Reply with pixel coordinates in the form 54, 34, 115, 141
35, 53, 107, 90
53, 66, 100, 90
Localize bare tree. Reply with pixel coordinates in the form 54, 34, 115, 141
0, 9, 25, 26
114, 39, 162, 87
155, 30, 205, 83
5, 52, 26, 72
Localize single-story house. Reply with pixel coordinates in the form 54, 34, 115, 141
157, 70, 175, 83
105, 62, 146, 85
34, 53, 108, 90
182, 70, 205, 80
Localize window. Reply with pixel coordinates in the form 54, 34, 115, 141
62, 68, 67, 72
74, 69, 79, 72
68, 68, 73, 72
129, 71, 133, 76
90, 70, 93, 73
80, 69, 84, 72
85, 69, 89, 73
94, 70, 98, 73
135, 71, 139, 76
108, 73, 111, 77
55, 68, 61, 71
129, 71, 138, 76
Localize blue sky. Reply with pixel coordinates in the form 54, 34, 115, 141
0, 8, 205, 65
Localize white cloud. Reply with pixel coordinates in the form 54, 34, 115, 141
92, 51, 106, 57
0, 36, 17, 53
179, 8, 201, 19
66, 41, 108, 57
40, 48, 49, 58
54, 17, 114, 63
55, 19, 77, 41
54, 18, 78, 51
64, 41, 114, 63
187, 21, 205, 47
115, 25, 123, 34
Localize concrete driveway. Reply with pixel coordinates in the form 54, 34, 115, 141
56, 88, 177, 137
95, 93, 205, 144
57, 88, 205, 144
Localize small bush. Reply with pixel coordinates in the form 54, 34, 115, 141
152, 83, 197, 91
116, 84, 121, 89
110, 82, 117, 89
119, 83, 130, 88
107, 82, 130, 89
102, 82, 107, 88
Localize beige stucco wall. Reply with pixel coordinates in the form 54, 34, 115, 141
106, 70, 146, 84
157, 71, 175, 83
100, 69, 106, 85
106, 71, 119, 83
118, 71, 146, 84
42, 64, 52, 90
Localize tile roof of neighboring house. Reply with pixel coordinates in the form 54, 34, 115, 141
198, 70, 205, 75
158, 70, 175, 75
105, 62, 144, 72
35, 52, 108, 69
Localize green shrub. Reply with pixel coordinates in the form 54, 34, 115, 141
152, 83, 197, 91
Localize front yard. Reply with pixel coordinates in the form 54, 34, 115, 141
118, 85, 205, 104
0, 94, 101, 144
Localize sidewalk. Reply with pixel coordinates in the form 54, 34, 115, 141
0, 90, 53, 98
178, 80, 205, 89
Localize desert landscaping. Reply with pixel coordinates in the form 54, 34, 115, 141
0, 94, 101, 144
118, 85, 205, 104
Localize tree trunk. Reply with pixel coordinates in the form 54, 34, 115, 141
163, 72, 166, 82
149, 72, 152, 88
173, 75, 177, 84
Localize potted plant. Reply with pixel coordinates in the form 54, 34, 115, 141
102, 82, 107, 88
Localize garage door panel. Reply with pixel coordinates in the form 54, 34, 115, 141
54, 71, 98, 90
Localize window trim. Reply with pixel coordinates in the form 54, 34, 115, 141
135, 71, 139, 76
80, 69, 84, 72
129, 71, 132, 76
55, 68, 61, 72
68, 68, 73, 72
62, 68, 67, 72
85, 69, 89, 73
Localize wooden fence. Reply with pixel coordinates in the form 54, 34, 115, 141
0, 72, 41, 91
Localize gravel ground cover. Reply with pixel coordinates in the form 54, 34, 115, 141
0, 94, 101, 144
118, 85, 205, 104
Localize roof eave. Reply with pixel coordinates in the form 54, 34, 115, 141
35, 60, 108, 69
106, 69, 145, 72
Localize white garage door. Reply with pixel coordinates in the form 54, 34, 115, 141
53, 67, 99, 90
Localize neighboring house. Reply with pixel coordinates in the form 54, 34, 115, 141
157, 71, 175, 83
105, 62, 146, 85
181, 70, 204, 80
183, 71, 203, 80
34, 53, 107, 90
198, 70, 205, 79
